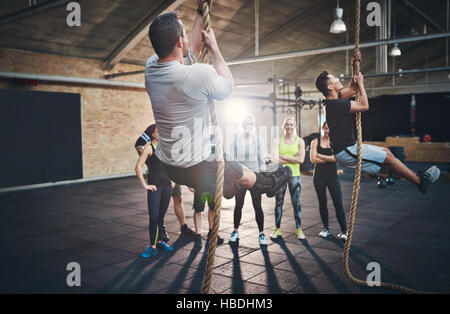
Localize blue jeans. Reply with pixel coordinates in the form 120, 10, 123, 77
275, 176, 302, 229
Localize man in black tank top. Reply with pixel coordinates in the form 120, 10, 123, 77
314, 52, 440, 194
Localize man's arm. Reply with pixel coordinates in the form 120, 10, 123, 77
201, 28, 232, 81
340, 52, 362, 100
349, 72, 369, 113
188, 1, 212, 58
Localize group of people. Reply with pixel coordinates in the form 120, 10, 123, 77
133, 0, 441, 258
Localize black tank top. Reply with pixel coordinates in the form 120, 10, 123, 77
146, 143, 171, 187
314, 137, 337, 177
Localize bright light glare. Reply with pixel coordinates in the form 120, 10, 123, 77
224, 100, 248, 124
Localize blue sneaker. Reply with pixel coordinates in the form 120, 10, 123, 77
157, 241, 173, 251
259, 233, 267, 245
229, 230, 239, 242
141, 246, 157, 258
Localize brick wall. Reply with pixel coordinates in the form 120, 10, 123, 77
0, 48, 153, 179
0, 48, 326, 182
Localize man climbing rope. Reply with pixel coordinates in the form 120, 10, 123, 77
314, 52, 440, 194
144, 1, 291, 204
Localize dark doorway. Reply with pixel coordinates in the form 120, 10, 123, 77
0, 89, 82, 188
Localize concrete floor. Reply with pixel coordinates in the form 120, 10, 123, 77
1, 163, 449, 294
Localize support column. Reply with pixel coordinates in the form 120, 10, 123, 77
376, 0, 388, 73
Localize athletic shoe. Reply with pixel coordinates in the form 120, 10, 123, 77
259, 233, 267, 245
270, 228, 282, 239
194, 234, 203, 248
229, 230, 240, 242
180, 224, 196, 237
157, 241, 173, 251
319, 229, 331, 238
337, 232, 348, 241
162, 225, 170, 243
296, 228, 306, 240
140, 246, 157, 258
207, 230, 224, 246
417, 166, 441, 193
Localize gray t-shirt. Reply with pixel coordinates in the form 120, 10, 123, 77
145, 50, 233, 168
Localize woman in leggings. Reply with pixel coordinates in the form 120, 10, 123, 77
271, 117, 306, 240
310, 121, 348, 241
135, 124, 174, 258
229, 115, 267, 245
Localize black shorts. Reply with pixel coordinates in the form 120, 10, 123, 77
163, 153, 244, 199
193, 190, 214, 213
171, 184, 183, 198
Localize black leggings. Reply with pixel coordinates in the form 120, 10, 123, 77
233, 188, 264, 232
313, 172, 347, 232
147, 186, 172, 246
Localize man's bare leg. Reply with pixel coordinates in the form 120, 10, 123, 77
236, 166, 256, 188
383, 148, 420, 186
172, 196, 186, 227
193, 211, 202, 235
208, 208, 213, 229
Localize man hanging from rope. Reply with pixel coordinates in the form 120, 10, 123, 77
144, 0, 291, 205
314, 52, 440, 194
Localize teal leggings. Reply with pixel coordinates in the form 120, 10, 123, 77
275, 176, 302, 229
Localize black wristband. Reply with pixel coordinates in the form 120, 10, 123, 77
197, 7, 203, 16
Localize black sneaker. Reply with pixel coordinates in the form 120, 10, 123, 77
194, 234, 203, 248
207, 229, 224, 246
180, 224, 196, 237
417, 165, 440, 194
162, 225, 170, 243
266, 166, 292, 197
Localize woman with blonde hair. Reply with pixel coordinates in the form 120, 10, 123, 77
229, 114, 267, 245
271, 117, 306, 240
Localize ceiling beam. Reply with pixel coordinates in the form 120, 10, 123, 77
227, 32, 450, 66
0, 0, 72, 28
394, 0, 444, 32
233, 1, 329, 59
102, 0, 187, 71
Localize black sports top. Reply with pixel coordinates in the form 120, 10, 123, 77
146, 143, 171, 187
314, 137, 337, 176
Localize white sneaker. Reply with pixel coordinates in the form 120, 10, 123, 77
259, 233, 267, 245
229, 230, 239, 242
337, 232, 348, 241
319, 229, 331, 238
296, 228, 306, 240
270, 228, 282, 239
418, 165, 441, 193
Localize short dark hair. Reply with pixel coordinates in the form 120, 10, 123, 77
315, 71, 330, 97
148, 12, 183, 59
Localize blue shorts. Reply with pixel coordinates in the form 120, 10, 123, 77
335, 143, 387, 175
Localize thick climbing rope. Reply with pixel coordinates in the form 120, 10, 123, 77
198, 1, 224, 295
342, 0, 424, 294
